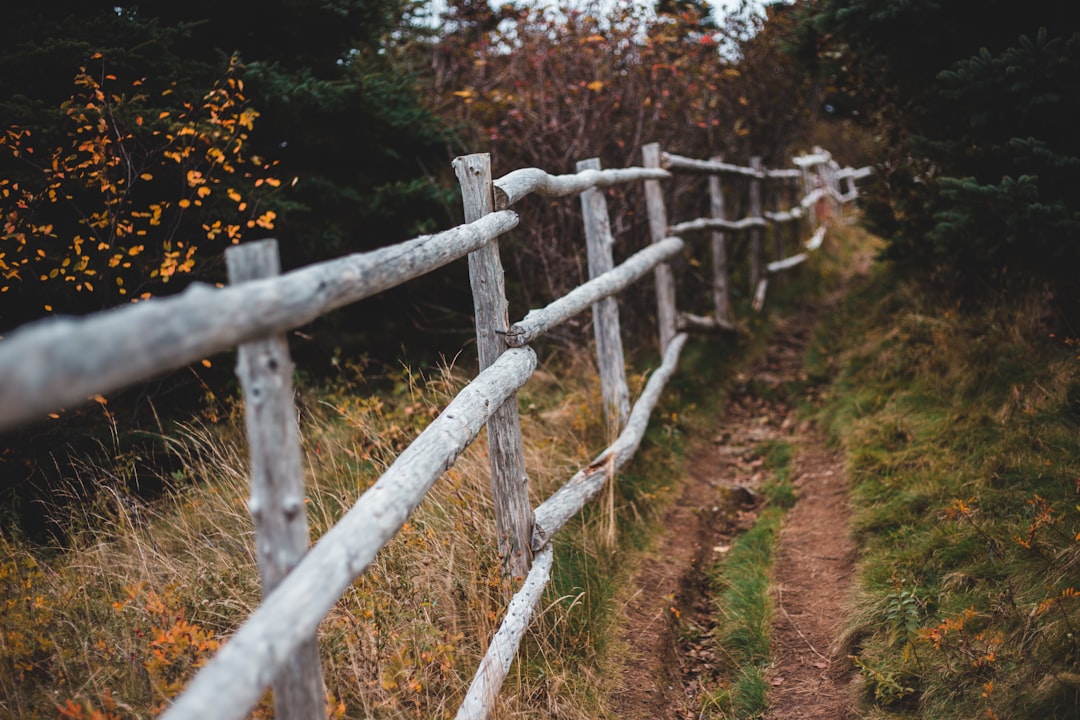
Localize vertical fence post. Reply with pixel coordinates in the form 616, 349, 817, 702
846, 173, 857, 198
843, 173, 857, 212
770, 172, 784, 263
798, 159, 814, 238
642, 142, 677, 353
748, 156, 764, 296
707, 157, 734, 328
578, 157, 631, 430
787, 178, 799, 253
816, 146, 840, 223
226, 239, 326, 720
452, 153, 532, 579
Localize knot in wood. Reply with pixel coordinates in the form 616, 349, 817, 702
283, 496, 303, 521
504, 325, 527, 348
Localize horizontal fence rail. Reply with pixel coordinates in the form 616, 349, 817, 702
663, 151, 768, 178
505, 236, 685, 347
531, 332, 689, 549
670, 215, 769, 234
0, 211, 519, 432
493, 165, 670, 209
456, 544, 555, 720
0, 137, 869, 720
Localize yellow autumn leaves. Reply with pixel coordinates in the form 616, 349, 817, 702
0, 54, 288, 306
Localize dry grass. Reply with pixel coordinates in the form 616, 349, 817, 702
0, 345, 678, 719
0, 217, 847, 720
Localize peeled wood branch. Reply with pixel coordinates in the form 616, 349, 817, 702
806, 226, 827, 251
668, 216, 767, 234
764, 207, 805, 223
707, 156, 734, 329
767, 253, 809, 274
753, 278, 769, 312
661, 152, 765, 178
800, 185, 859, 209
642, 142, 678, 353
837, 165, 873, 181
505, 237, 685, 347
749, 157, 764, 295
677, 312, 737, 334
793, 152, 832, 167
800, 187, 827, 209
0, 212, 519, 432
766, 168, 803, 179
455, 153, 533, 579
160, 347, 538, 720
455, 544, 554, 720
531, 333, 688, 549
492, 166, 670, 210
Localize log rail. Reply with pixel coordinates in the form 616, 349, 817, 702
0, 141, 868, 720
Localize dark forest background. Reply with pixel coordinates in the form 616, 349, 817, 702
1, 0, 1076, 540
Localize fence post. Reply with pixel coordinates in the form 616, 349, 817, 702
770, 172, 784, 263
577, 157, 632, 431
452, 153, 533, 579
798, 159, 814, 238
707, 157, 734, 328
642, 142, 677, 353
787, 177, 800, 253
748, 156, 764, 296
815, 146, 840, 223
226, 239, 326, 720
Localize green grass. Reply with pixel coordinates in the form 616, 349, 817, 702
701, 440, 794, 719
695, 223, 872, 720
809, 268, 1080, 719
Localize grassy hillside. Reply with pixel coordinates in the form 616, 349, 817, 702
810, 270, 1080, 718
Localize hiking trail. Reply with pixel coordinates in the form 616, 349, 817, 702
610, 250, 871, 719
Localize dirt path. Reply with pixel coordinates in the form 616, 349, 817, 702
764, 441, 856, 720
609, 288, 860, 719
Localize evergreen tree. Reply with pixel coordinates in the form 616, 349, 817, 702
803, 0, 1080, 296
0, 1, 454, 328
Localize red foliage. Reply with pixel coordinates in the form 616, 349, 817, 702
414, 3, 816, 327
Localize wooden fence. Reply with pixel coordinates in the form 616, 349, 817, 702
0, 143, 868, 719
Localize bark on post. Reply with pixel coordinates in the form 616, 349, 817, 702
798, 161, 814, 241
786, 179, 800, 256
748, 156, 764, 296
577, 157, 631, 430
226, 239, 325, 720
708, 156, 734, 328
452, 153, 533, 579
642, 143, 677, 353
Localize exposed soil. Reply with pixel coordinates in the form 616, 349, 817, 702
609, 278, 861, 719
763, 443, 856, 720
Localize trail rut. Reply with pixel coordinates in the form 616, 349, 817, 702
609, 274, 862, 719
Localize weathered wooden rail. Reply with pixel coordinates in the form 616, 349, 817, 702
0, 141, 867, 720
